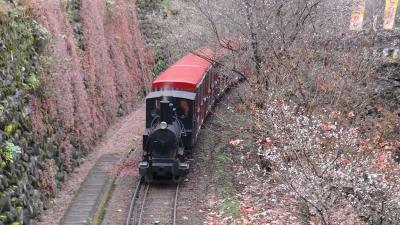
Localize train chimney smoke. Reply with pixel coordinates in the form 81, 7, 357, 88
160, 100, 172, 124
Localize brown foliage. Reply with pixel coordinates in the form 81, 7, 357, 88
27, 0, 150, 159
36, 159, 57, 198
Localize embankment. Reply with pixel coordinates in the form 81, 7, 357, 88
0, 0, 150, 224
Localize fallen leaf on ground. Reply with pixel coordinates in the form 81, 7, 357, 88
229, 139, 244, 146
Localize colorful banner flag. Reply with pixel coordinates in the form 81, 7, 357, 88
349, 0, 366, 31
384, 0, 399, 30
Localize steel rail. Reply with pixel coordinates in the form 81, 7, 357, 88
138, 184, 150, 225
127, 182, 180, 225
172, 184, 179, 225
125, 176, 143, 225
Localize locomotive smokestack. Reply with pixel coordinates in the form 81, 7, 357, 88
160, 100, 172, 124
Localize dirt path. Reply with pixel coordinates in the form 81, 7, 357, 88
33, 105, 145, 225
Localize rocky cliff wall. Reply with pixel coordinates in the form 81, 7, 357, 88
0, 0, 150, 224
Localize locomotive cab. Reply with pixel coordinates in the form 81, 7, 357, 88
144, 91, 196, 148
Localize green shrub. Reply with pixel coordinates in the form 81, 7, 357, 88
1, 142, 21, 162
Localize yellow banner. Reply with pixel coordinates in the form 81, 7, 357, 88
349, 0, 366, 31
384, 0, 399, 30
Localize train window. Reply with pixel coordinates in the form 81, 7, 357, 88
177, 100, 189, 119
211, 71, 214, 89
151, 99, 160, 117
208, 72, 212, 93
203, 74, 208, 97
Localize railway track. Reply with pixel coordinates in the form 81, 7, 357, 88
126, 177, 180, 225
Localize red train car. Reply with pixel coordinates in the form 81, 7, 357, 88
140, 49, 230, 182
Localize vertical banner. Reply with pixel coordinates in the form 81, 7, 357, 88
383, 0, 399, 30
349, 0, 366, 31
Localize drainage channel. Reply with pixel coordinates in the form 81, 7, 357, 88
62, 154, 118, 225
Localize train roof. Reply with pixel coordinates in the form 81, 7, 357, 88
146, 90, 196, 100
151, 49, 214, 92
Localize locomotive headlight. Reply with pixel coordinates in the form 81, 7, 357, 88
160, 121, 168, 129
